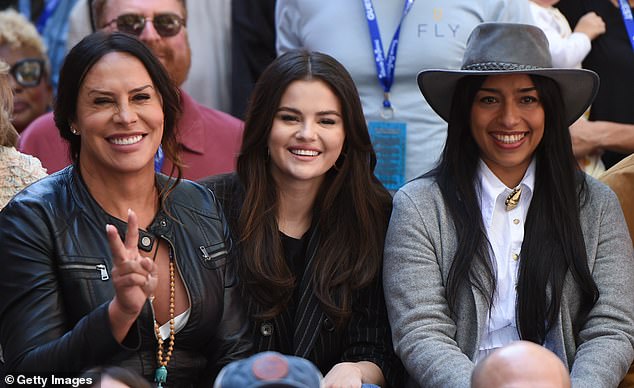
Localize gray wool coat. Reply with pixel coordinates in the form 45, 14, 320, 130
383, 175, 634, 388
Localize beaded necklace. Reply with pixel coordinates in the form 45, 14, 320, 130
151, 241, 175, 388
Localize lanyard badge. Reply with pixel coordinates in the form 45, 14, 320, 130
363, 0, 414, 190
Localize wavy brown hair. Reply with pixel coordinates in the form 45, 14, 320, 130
236, 50, 392, 327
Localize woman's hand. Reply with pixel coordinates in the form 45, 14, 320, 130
323, 361, 384, 388
323, 362, 363, 388
106, 209, 158, 342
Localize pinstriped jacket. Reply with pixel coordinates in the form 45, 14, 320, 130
200, 173, 405, 387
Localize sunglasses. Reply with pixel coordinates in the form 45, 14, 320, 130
104, 13, 186, 38
9, 58, 45, 88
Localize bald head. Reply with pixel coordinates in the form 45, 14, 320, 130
472, 341, 571, 388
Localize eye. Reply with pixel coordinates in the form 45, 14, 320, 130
279, 113, 300, 122
479, 96, 497, 104
520, 95, 539, 104
319, 118, 337, 125
93, 97, 113, 105
132, 93, 151, 102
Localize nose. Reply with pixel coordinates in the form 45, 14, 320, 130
138, 19, 161, 43
500, 101, 522, 128
295, 121, 317, 140
113, 103, 138, 125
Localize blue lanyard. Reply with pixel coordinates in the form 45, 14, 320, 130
618, 0, 634, 52
363, 0, 415, 118
154, 145, 165, 173
35, 0, 60, 33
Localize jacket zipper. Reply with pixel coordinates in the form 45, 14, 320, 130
58, 264, 109, 280
199, 245, 228, 262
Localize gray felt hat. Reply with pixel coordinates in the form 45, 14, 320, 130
417, 22, 599, 126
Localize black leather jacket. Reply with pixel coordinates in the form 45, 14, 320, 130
0, 167, 250, 387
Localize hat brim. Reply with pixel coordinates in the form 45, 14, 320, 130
417, 68, 599, 126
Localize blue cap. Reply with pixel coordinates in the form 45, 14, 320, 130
214, 351, 323, 387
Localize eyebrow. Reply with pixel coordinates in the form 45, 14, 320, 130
277, 106, 341, 116
87, 84, 154, 96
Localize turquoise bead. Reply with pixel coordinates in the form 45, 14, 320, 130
155, 366, 167, 387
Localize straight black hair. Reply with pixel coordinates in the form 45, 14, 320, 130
428, 74, 599, 344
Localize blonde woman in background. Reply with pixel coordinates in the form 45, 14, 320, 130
0, 9, 53, 134
0, 59, 46, 209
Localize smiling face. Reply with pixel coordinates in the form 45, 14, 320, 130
268, 79, 346, 188
73, 51, 164, 176
470, 74, 545, 187
0, 45, 52, 133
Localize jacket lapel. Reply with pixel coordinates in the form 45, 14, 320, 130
293, 227, 324, 357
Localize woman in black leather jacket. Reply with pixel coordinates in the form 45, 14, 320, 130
201, 50, 404, 387
0, 32, 249, 388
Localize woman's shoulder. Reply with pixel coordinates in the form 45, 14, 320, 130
0, 167, 74, 230
161, 174, 242, 217
197, 172, 242, 199
394, 176, 442, 204
0, 146, 47, 177
582, 174, 620, 205
0, 147, 48, 208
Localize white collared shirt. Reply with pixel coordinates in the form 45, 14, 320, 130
475, 159, 535, 362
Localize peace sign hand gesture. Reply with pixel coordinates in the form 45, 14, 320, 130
106, 209, 158, 342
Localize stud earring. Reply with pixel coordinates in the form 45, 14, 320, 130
70, 126, 80, 135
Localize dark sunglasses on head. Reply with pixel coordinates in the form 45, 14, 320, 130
104, 13, 186, 38
9, 58, 45, 88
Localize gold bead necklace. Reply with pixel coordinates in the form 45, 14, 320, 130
152, 243, 175, 388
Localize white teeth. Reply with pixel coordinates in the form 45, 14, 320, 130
494, 133, 525, 144
109, 135, 143, 145
290, 149, 319, 156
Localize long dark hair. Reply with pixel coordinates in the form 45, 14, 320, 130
236, 50, 392, 326
55, 31, 183, 198
430, 74, 599, 344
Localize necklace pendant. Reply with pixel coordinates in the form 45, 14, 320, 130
505, 187, 522, 211
155, 365, 167, 387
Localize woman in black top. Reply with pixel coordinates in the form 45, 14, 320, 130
202, 50, 402, 387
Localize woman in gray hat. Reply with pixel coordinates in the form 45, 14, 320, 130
383, 22, 634, 387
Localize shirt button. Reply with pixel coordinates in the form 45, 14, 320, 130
513, 218, 520, 225
322, 317, 335, 332
512, 253, 519, 261
160, 219, 167, 227
260, 322, 273, 337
